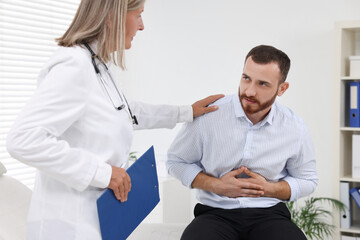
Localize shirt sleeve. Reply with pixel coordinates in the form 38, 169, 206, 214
6, 51, 111, 191
282, 124, 319, 201
129, 101, 193, 130
166, 118, 204, 188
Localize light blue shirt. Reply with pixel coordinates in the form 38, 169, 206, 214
167, 94, 318, 209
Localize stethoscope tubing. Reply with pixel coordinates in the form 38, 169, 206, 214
84, 43, 138, 125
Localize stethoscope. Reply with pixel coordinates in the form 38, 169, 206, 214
84, 43, 138, 125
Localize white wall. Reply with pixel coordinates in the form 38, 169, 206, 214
114, 0, 360, 211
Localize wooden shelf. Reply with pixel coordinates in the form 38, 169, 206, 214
340, 127, 360, 132
340, 176, 360, 183
340, 220, 360, 234
340, 227, 360, 234
341, 77, 360, 81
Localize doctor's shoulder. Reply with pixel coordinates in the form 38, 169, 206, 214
37, 45, 92, 85
45, 45, 90, 70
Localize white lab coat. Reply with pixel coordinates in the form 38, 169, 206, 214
6, 44, 192, 240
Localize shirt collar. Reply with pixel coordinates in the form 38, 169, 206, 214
233, 94, 246, 118
261, 103, 276, 126
232, 94, 277, 126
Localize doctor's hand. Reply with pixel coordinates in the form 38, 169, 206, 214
192, 94, 225, 118
108, 166, 131, 202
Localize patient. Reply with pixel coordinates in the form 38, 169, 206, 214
166, 45, 318, 240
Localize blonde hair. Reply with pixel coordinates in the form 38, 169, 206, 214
56, 0, 145, 69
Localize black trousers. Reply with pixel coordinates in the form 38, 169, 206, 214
181, 203, 307, 240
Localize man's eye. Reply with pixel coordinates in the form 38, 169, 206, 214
257, 81, 266, 86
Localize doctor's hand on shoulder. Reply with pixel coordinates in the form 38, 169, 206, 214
108, 166, 131, 202
192, 94, 225, 118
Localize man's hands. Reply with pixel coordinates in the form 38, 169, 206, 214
242, 167, 291, 200
191, 166, 291, 200
108, 166, 131, 202
192, 94, 225, 118
215, 167, 265, 197
192, 167, 264, 198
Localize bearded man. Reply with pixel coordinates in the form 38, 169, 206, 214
166, 45, 318, 240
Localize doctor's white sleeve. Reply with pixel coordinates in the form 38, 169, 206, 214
129, 101, 193, 130
6, 53, 111, 192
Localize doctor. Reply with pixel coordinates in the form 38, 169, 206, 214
6, 0, 223, 239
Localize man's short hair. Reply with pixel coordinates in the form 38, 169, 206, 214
245, 45, 291, 83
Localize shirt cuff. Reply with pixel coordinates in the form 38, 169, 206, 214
179, 105, 193, 123
282, 176, 300, 201
90, 162, 112, 188
182, 164, 203, 188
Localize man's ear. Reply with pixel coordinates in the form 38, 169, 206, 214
277, 82, 289, 97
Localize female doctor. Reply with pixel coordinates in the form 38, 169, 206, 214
6, 0, 223, 239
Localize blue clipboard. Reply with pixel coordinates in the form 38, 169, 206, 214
97, 146, 160, 240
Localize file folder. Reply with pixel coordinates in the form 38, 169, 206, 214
353, 134, 360, 178
350, 187, 360, 208
350, 82, 360, 127
97, 146, 160, 240
340, 182, 351, 229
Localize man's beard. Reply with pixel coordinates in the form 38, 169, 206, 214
240, 90, 277, 114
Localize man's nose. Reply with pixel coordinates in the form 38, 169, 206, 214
245, 83, 256, 97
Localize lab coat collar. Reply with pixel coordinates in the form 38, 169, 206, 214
90, 41, 98, 54
83, 40, 99, 56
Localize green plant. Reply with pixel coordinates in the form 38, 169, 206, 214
286, 197, 346, 240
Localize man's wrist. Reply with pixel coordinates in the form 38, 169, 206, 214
207, 177, 221, 194
192, 172, 219, 194
264, 182, 280, 198
265, 180, 290, 200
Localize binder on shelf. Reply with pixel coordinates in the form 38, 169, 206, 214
340, 182, 351, 229
350, 82, 360, 127
353, 134, 360, 178
350, 187, 360, 208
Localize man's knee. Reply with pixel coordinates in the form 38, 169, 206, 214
180, 215, 237, 240
249, 220, 307, 240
